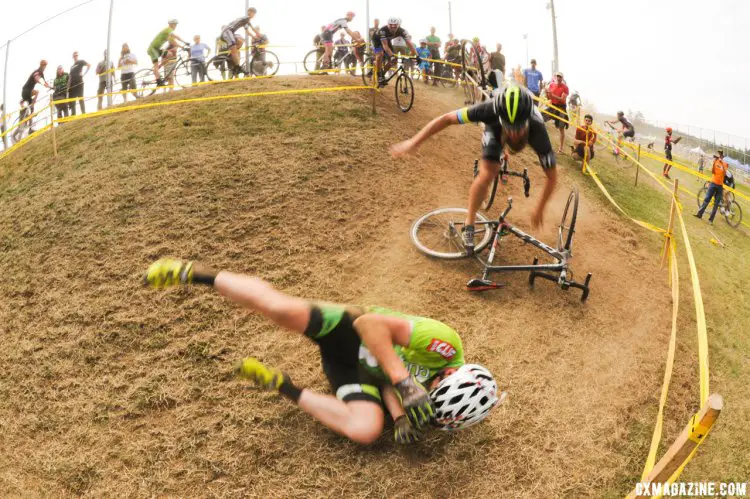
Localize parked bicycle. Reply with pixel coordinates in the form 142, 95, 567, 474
696, 182, 743, 228
410, 189, 592, 300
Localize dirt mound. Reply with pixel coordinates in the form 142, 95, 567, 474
0, 76, 672, 496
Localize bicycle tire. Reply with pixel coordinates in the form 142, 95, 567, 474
395, 72, 414, 112
460, 40, 486, 91
557, 190, 579, 253
205, 55, 233, 81
133, 69, 158, 98
172, 59, 198, 89
724, 201, 742, 228
303, 49, 325, 74
411, 208, 494, 259
250, 50, 280, 76
361, 57, 374, 86
696, 185, 709, 208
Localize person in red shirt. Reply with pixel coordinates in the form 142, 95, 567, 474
662, 127, 682, 179
571, 114, 597, 161
546, 72, 569, 153
695, 150, 728, 223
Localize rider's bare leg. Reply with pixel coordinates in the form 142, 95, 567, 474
213, 270, 385, 444
323, 44, 333, 67
466, 159, 501, 225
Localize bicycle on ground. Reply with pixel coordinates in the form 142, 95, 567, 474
410, 189, 592, 300
472, 158, 531, 210
696, 182, 743, 228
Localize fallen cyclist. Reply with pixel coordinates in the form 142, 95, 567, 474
390, 84, 558, 255
144, 258, 504, 444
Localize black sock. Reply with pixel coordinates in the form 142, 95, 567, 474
193, 273, 216, 286
278, 381, 303, 404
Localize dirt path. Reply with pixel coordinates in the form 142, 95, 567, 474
0, 76, 672, 496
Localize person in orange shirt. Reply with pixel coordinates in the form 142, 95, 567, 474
571, 114, 597, 161
695, 149, 729, 223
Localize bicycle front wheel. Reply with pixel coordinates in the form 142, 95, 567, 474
724, 201, 742, 228
696, 185, 709, 208
250, 51, 280, 76
461, 40, 486, 90
361, 57, 374, 86
557, 190, 579, 254
205, 56, 232, 82
133, 69, 158, 98
303, 49, 325, 74
395, 72, 414, 112
411, 208, 493, 259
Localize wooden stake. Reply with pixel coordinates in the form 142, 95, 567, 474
49, 98, 58, 157
635, 144, 641, 186
661, 179, 679, 269
628, 394, 723, 498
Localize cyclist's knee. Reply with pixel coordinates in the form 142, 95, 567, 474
342, 403, 383, 445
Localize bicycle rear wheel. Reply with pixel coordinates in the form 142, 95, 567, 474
557, 190, 579, 254
411, 208, 493, 259
250, 51, 280, 76
171, 59, 198, 89
395, 72, 414, 112
303, 49, 325, 74
696, 185, 709, 208
205, 55, 232, 81
724, 201, 742, 228
133, 69, 158, 98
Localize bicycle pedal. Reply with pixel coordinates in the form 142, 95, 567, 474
466, 278, 504, 292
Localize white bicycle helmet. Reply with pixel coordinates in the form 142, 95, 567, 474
168, 18, 179, 24
430, 364, 501, 431
387, 17, 401, 26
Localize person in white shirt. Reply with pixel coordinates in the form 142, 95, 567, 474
190, 35, 211, 83
119, 43, 138, 102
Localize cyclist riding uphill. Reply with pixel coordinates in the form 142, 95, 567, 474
321, 12, 362, 70
606, 111, 635, 140
144, 258, 504, 444
148, 19, 188, 84
21, 60, 51, 113
221, 7, 259, 74
373, 17, 417, 87
390, 85, 558, 255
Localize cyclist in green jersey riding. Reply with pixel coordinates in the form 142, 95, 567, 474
148, 19, 188, 84
144, 258, 503, 444
390, 84, 558, 255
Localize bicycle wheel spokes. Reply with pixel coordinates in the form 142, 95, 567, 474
557, 190, 579, 253
251, 51, 280, 76
725, 201, 742, 228
205, 56, 232, 81
411, 208, 493, 259
395, 73, 414, 112
134, 69, 157, 98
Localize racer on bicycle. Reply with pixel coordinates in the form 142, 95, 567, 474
148, 19, 188, 84
144, 258, 503, 444
20, 60, 52, 134
662, 127, 682, 179
390, 85, 558, 255
321, 12, 362, 70
220, 7, 258, 74
372, 17, 417, 87
605, 111, 635, 141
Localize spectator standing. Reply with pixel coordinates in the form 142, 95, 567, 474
513, 64, 525, 85
426, 27, 441, 85
52, 65, 70, 119
695, 150, 729, 223
333, 32, 350, 72
444, 34, 460, 79
662, 127, 682, 179
523, 58, 544, 100
95, 50, 114, 111
567, 89, 581, 125
697, 153, 705, 174
368, 19, 380, 43
68, 51, 90, 115
190, 35, 211, 83
571, 114, 597, 161
489, 43, 505, 78
119, 43, 138, 102
546, 72, 569, 153
416, 40, 432, 84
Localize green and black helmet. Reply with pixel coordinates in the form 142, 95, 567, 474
496, 85, 533, 131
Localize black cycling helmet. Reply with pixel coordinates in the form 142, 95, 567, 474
617, 110, 624, 117
487, 69, 503, 90
496, 85, 533, 131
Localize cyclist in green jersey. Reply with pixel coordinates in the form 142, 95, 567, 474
144, 258, 503, 444
148, 19, 188, 83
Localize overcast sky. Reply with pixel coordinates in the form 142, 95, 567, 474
1, 0, 748, 148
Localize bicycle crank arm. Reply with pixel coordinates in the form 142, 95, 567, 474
466, 278, 505, 292
529, 268, 592, 302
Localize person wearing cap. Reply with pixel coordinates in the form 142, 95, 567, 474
68, 52, 90, 115
425, 27, 441, 86
52, 65, 70, 119
695, 150, 729, 223
546, 72, 569, 153
523, 59, 544, 101
96, 50, 115, 111
662, 127, 682, 179
416, 40, 432, 84
148, 19, 187, 84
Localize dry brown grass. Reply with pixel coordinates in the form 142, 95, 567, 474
0, 76, 685, 497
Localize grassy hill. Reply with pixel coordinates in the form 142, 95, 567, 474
0, 76, 743, 496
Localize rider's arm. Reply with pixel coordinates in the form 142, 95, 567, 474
382, 385, 406, 419
352, 313, 411, 384
345, 27, 361, 42
390, 111, 459, 157
405, 39, 417, 56
171, 33, 188, 45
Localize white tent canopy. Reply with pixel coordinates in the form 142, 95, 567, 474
689, 146, 707, 156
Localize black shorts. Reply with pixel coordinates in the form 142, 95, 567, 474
304, 305, 383, 405
623, 128, 635, 139
575, 144, 595, 159
321, 30, 334, 43
21, 87, 34, 104
481, 130, 503, 162
548, 104, 568, 129
665, 149, 673, 161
